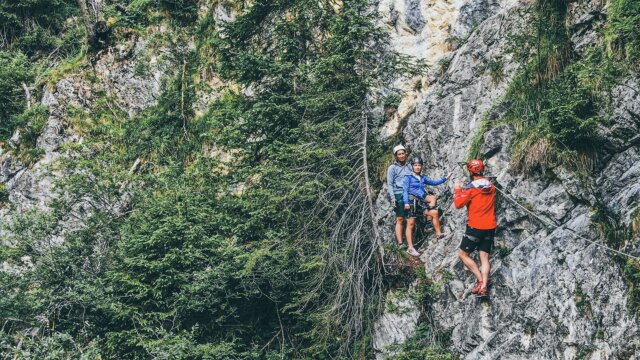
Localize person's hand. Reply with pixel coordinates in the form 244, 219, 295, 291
391, 198, 397, 210
454, 179, 462, 190
404, 204, 410, 210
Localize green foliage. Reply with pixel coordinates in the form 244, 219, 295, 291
384, 93, 402, 108
0, 0, 421, 358
437, 57, 452, 76
413, 267, 448, 304
500, 0, 639, 175
12, 105, 49, 165
576, 345, 597, 360
573, 283, 593, 318
623, 260, 640, 314
606, 0, 640, 68
524, 319, 538, 336
384, 288, 418, 315
0, 0, 78, 54
483, 57, 504, 85
0, 51, 32, 138
0, 184, 8, 205
0, 1, 83, 142
590, 205, 640, 315
591, 204, 629, 250
387, 323, 455, 360
496, 244, 510, 259
467, 114, 491, 160
159, 0, 199, 24
497, 0, 620, 173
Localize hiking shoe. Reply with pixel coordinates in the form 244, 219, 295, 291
407, 248, 421, 257
398, 242, 407, 249
471, 280, 483, 295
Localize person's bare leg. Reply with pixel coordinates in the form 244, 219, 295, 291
427, 209, 441, 236
395, 216, 405, 244
459, 250, 482, 282
479, 251, 491, 289
426, 195, 436, 208
406, 217, 416, 249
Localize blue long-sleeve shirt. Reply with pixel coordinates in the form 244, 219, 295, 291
403, 174, 447, 204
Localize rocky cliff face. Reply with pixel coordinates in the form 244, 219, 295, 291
0, 31, 179, 264
374, 0, 640, 359
0, 0, 637, 358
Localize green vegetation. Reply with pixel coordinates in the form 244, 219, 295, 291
503, 0, 602, 174
591, 204, 640, 314
0, 0, 423, 358
605, 0, 640, 69
496, 244, 510, 259
481, 57, 504, 85
576, 345, 597, 360
574, 283, 593, 318
623, 259, 640, 314
524, 319, 538, 336
385, 288, 414, 315
0, 184, 8, 205
384, 93, 402, 108
468, 0, 639, 173
381, 268, 455, 359
0, 51, 33, 139
0, 0, 79, 56
0, 0, 637, 358
0, 0, 83, 142
387, 323, 455, 360
467, 112, 492, 160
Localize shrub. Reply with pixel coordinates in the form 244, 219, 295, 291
0, 51, 32, 139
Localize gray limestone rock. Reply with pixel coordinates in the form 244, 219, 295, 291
373, 288, 421, 359
374, 0, 640, 358
404, 0, 425, 34
451, 0, 500, 43
8, 130, 20, 149
599, 78, 640, 152
567, 0, 607, 55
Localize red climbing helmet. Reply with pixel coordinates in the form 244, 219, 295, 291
467, 159, 484, 175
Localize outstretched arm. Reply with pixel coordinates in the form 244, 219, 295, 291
425, 176, 448, 186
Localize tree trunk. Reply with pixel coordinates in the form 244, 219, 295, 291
76, 0, 96, 42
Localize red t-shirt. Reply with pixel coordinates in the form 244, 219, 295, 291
454, 178, 496, 230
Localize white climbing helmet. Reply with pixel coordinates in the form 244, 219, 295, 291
393, 144, 406, 155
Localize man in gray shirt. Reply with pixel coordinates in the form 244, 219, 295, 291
386, 145, 412, 246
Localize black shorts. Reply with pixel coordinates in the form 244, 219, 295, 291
459, 226, 495, 254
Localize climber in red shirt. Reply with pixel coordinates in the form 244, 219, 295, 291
454, 159, 496, 297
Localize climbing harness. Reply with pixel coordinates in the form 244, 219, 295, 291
410, 187, 453, 247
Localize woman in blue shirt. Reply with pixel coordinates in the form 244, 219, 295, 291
403, 156, 451, 257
